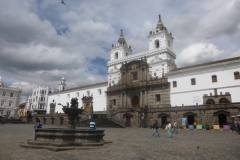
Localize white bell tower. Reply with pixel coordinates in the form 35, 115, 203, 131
110, 30, 132, 61
148, 15, 174, 51
59, 76, 67, 91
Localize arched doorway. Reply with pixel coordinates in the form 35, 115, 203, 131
187, 115, 194, 125
161, 116, 168, 128
132, 96, 139, 108
218, 114, 227, 128
85, 104, 90, 112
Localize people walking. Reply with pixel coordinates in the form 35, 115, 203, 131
152, 120, 160, 137
172, 120, 178, 134
34, 118, 42, 140
167, 122, 172, 138
89, 119, 96, 130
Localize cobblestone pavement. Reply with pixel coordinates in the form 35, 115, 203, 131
0, 124, 240, 160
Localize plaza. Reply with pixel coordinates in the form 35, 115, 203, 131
0, 124, 240, 160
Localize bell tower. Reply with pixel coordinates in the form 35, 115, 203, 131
110, 30, 132, 61
148, 15, 174, 51
59, 76, 67, 91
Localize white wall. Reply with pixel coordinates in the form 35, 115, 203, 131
168, 66, 240, 106
47, 83, 107, 114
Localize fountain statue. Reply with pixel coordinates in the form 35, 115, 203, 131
20, 98, 111, 151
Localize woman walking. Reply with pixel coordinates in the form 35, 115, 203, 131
167, 122, 172, 138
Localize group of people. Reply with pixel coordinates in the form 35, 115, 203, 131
152, 120, 178, 138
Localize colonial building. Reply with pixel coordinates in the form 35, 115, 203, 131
27, 85, 55, 115
43, 15, 240, 128
0, 77, 22, 118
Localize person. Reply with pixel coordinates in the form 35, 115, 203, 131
152, 120, 160, 137
167, 122, 172, 138
89, 119, 96, 130
1, 117, 5, 125
172, 120, 178, 134
237, 119, 240, 134
34, 118, 42, 140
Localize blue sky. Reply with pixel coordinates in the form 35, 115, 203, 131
0, 0, 239, 102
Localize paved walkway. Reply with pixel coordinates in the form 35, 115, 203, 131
0, 124, 240, 160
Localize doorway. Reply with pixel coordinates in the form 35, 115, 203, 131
132, 96, 139, 108
187, 115, 194, 125
126, 116, 131, 127
161, 116, 168, 128
218, 114, 227, 128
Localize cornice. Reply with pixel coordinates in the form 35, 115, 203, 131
167, 57, 240, 76
107, 47, 176, 66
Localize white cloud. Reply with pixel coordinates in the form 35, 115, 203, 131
176, 43, 224, 67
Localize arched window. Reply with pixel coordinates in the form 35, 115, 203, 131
206, 99, 215, 104
115, 52, 118, 59
155, 40, 160, 48
219, 98, 228, 103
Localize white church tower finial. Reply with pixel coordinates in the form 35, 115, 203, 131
110, 30, 132, 61
59, 76, 67, 91
148, 14, 174, 51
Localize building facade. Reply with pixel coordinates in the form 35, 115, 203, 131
43, 15, 240, 128
0, 77, 22, 118
27, 85, 55, 115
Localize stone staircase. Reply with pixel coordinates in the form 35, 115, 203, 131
4, 118, 26, 124
76, 118, 125, 128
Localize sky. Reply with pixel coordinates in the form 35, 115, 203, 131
0, 0, 240, 103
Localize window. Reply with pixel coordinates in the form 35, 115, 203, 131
219, 98, 228, 103
1, 100, 4, 106
155, 40, 160, 48
0, 109, 3, 115
98, 89, 102, 95
126, 52, 128, 56
206, 99, 215, 105
10, 93, 13, 97
212, 75, 217, 82
112, 99, 116, 105
2, 92, 6, 96
156, 94, 161, 102
115, 52, 118, 59
191, 78, 196, 85
9, 101, 13, 107
133, 73, 138, 81
234, 72, 240, 79
173, 81, 177, 88
40, 97, 44, 101
168, 40, 170, 47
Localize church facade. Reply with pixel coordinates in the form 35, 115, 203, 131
45, 15, 240, 128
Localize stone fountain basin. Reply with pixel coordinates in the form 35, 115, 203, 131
20, 128, 112, 151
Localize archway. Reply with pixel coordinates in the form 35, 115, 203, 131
187, 115, 194, 125
132, 96, 139, 108
85, 104, 90, 112
206, 99, 215, 105
218, 114, 227, 128
161, 116, 168, 128
219, 98, 228, 103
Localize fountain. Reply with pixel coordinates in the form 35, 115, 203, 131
20, 98, 111, 151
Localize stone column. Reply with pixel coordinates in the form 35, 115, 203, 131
140, 91, 142, 107
121, 93, 123, 108
125, 93, 127, 108
145, 90, 147, 106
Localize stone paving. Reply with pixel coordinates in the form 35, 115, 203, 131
0, 124, 240, 160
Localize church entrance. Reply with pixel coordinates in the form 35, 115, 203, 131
218, 114, 227, 128
85, 104, 90, 112
126, 116, 131, 127
187, 115, 194, 125
132, 96, 139, 108
161, 116, 168, 128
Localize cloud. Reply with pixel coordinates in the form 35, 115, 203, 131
176, 43, 224, 67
